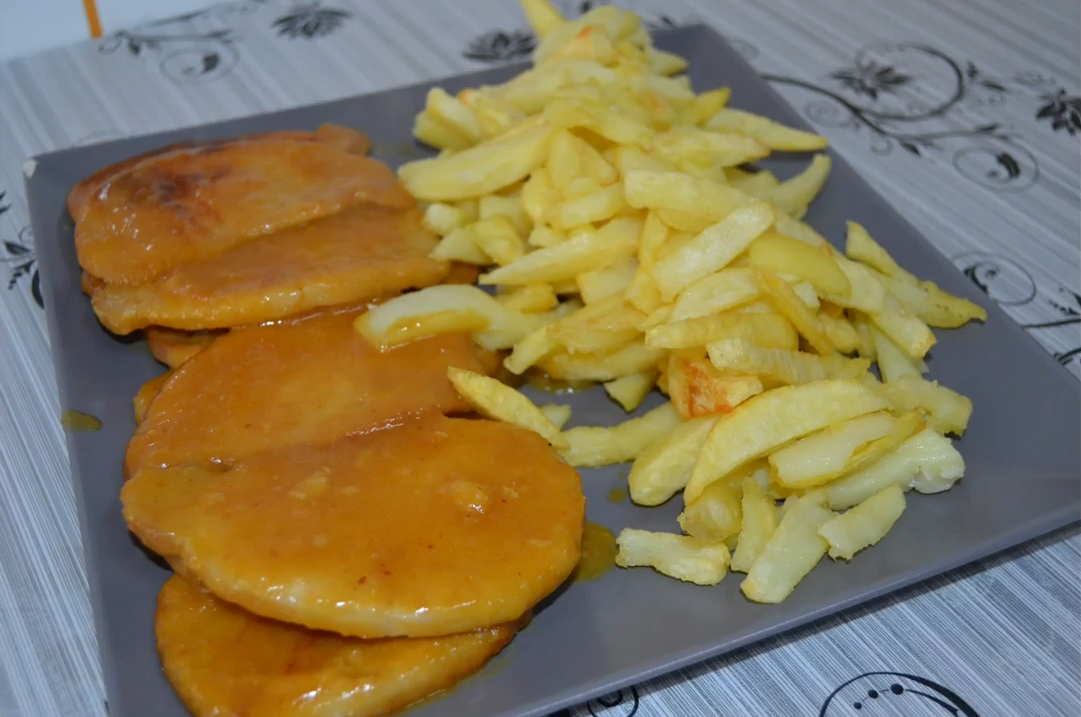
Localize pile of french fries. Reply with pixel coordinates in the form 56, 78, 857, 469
355, 0, 989, 604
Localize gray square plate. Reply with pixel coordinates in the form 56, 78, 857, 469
26, 25, 1080, 717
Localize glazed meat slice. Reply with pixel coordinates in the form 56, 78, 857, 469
70, 126, 413, 285
156, 576, 522, 717
90, 206, 450, 335
145, 328, 221, 369
124, 305, 498, 475
125, 414, 584, 638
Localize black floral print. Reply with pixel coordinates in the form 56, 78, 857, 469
464, 30, 536, 62
273, 3, 351, 39
1035, 89, 1081, 136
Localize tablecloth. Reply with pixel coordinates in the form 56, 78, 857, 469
1, 1, 1078, 715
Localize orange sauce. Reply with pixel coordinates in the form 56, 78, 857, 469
61, 410, 101, 432
573, 521, 617, 582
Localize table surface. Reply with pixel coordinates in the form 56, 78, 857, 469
1, 1, 1078, 716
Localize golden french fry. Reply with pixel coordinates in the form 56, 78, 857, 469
706, 338, 869, 386
623, 169, 754, 220
875, 375, 973, 436
549, 129, 618, 188
678, 480, 742, 541
472, 215, 526, 266
787, 278, 822, 311
528, 225, 567, 248
573, 257, 636, 304
830, 410, 926, 482
754, 269, 835, 355
460, 88, 527, 139
655, 208, 716, 234
740, 492, 833, 603
705, 108, 829, 152
768, 411, 896, 489
547, 23, 620, 64
613, 146, 676, 175
652, 204, 775, 301
354, 284, 516, 349
548, 129, 584, 190
627, 415, 717, 506
520, 0, 565, 37
766, 154, 832, 216
539, 403, 573, 430
822, 256, 888, 314
615, 529, 731, 586
554, 307, 644, 355
655, 230, 697, 264
819, 485, 906, 561
670, 268, 760, 321
625, 263, 664, 314
880, 273, 988, 329
413, 110, 472, 151
504, 325, 560, 375
425, 87, 482, 145
560, 402, 680, 467
422, 202, 468, 236
648, 48, 690, 76
870, 295, 937, 359
401, 121, 554, 201
521, 167, 560, 225
480, 194, 532, 236
646, 312, 798, 350
851, 313, 877, 360
430, 225, 492, 265
533, 6, 639, 64
729, 471, 779, 573
496, 283, 559, 313
447, 367, 569, 449
547, 183, 626, 230
871, 325, 926, 381
845, 221, 917, 282
748, 232, 851, 296
667, 353, 764, 420
652, 127, 770, 169
545, 96, 654, 147
825, 427, 965, 510
686, 379, 889, 502
818, 313, 863, 354
480, 217, 640, 285
728, 169, 780, 197
684, 87, 731, 126
639, 304, 674, 331
772, 213, 830, 250
604, 371, 657, 412
543, 340, 666, 381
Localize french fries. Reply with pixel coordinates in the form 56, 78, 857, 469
678, 479, 742, 541
667, 353, 764, 419
604, 371, 657, 412
651, 204, 775, 300
615, 529, 731, 585
628, 415, 717, 506
741, 492, 833, 603
819, 485, 906, 560
646, 312, 798, 351
705, 108, 829, 151
447, 368, 569, 449
686, 380, 889, 503
729, 473, 778, 572
383, 0, 983, 605
560, 402, 679, 467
